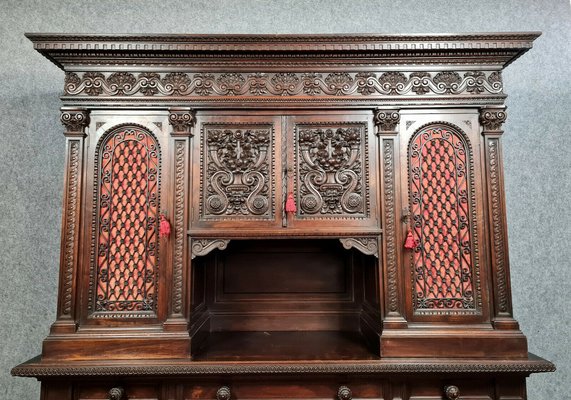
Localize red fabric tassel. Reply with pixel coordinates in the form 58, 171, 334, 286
404, 228, 416, 249
285, 192, 297, 213
159, 213, 171, 238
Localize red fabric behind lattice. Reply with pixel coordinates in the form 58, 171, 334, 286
409, 127, 475, 310
95, 128, 159, 312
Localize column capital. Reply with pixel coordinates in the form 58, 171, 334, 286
374, 109, 400, 135
480, 107, 507, 135
169, 107, 195, 137
60, 108, 90, 137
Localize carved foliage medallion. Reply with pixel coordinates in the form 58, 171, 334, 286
201, 125, 274, 219
296, 123, 368, 217
93, 126, 160, 314
408, 124, 479, 312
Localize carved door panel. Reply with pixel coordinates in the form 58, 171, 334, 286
286, 113, 379, 234
80, 111, 171, 323
191, 114, 283, 233
398, 110, 489, 322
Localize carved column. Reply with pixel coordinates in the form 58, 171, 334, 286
164, 107, 195, 331
374, 109, 407, 329
480, 107, 517, 330
51, 108, 90, 334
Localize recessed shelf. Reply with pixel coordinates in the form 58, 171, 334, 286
193, 331, 379, 362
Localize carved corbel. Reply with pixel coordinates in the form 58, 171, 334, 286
169, 107, 195, 136
374, 109, 400, 135
191, 239, 230, 259
480, 107, 507, 134
339, 237, 379, 258
60, 108, 90, 136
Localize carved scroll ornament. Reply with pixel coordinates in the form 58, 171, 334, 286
296, 124, 368, 217
191, 239, 230, 259
339, 238, 379, 258
202, 126, 273, 218
63, 70, 503, 98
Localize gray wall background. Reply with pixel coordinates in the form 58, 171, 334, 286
1, 0, 569, 398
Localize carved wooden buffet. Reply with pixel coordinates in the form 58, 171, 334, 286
13, 33, 555, 400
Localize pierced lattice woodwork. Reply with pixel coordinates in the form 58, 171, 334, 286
408, 124, 476, 311
93, 126, 160, 314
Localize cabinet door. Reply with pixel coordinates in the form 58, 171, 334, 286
399, 111, 489, 321
286, 113, 379, 234
190, 114, 284, 233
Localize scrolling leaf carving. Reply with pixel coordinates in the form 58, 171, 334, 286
296, 124, 368, 217
63, 70, 503, 97
202, 126, 274, 219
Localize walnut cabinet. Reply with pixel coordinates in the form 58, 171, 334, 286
12, 33, 554, 400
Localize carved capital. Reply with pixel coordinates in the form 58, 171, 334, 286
60, 108, 89, 136
480, 108, 507, 134
169, 107, 195, 136
191, 239, 230, 259
340, 237, 379, 258
374, 109, 400, 135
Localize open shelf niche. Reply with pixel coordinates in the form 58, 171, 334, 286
188, 239, 382, 361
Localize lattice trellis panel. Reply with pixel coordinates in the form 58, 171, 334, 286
408, 125, 476, 311
94, 127, 160, 314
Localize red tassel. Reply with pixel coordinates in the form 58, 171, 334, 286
285, 192, 297, 213
404, 228, 416, 249
159, 213, 171, 238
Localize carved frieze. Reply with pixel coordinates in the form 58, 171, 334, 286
201, 125, 274, 219
295, 123, 369, 217
62, 70, 503, 98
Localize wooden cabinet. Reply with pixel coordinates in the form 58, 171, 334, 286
191, 111, 378, 236
13, 33, 554, 399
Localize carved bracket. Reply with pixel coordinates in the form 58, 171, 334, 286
191, 239, 230, 259
169, 107, 195, 136
374, 109, 400, 135
61, 108, 90, 136
480, 108, 507, 134
339, 237, 379, 258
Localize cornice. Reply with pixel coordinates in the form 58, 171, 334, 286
26, 32, 540, 70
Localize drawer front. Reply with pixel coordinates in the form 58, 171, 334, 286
182, 377, 384, 400
39, 376, 526, 400
75, 381, 161, 400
